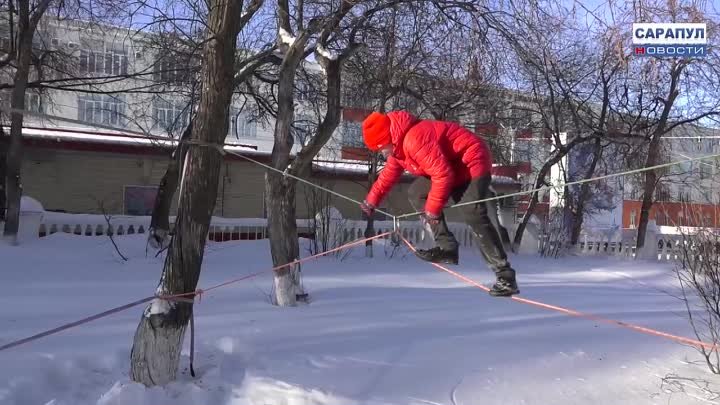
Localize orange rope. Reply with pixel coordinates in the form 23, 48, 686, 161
162, 231, 392, 300
400, 236, 717, 351
0, 232, 392, 352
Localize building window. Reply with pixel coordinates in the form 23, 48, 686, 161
510, 107, 533, 128
341, 83, 372, 109
628, 187, 638, 200
153, 58, 189, 83
392, 92, 419, 112
341, 121, 363, 147
228, 108, 257, 138
25, 92, 43, 113
677, 190, 690, 202
630, 210, 637, 228
700, 162, 712, 179
655, 211, 666, 226
77, 94, 126, 127
655, 185, 671, 202
293, 114, 314, 146
79, 48, 128, 76
123, 185, 157, 215
153, 99, 190, 133
678, 160, 692, 174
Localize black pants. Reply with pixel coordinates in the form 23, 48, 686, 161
408, 175, 516, 279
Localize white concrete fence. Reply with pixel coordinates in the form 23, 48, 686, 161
7, 199, 706, 263
34, 212, 479, 248
541, 221, 716, 262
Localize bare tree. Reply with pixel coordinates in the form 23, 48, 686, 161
0, 1, 212, 236
604, 0, 720, 249
263, 0, 406, 307
2, 0, 52, 242
490, 0, 719, 250
481, 0, 609, 247
129, 0, 264, 387
675, 222, 720, 375
568, 137, 605, 245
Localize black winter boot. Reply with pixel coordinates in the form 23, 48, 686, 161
489, 276, 519, 297
414, 246, 459, 265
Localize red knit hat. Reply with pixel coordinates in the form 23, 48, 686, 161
362, 112, 391, 151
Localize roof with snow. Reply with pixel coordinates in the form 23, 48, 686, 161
15, 125, 521, 187
14, 125, 263, 155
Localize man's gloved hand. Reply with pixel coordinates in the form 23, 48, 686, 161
360, 200, 375, 219
421, 212, 441, 226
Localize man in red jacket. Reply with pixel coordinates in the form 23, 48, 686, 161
359, 110, 519, 297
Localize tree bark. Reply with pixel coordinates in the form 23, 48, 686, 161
148, 121, 193, 249
570, 137, 602, 245
635, 62, 683, 249
266, 39, 302, 305
265, 5, 350, 305
0, 125, 7, 223
266, 172, 302, 306
130, 0, 244, 386
3, 0, 47, 242
635, 137, 661, 249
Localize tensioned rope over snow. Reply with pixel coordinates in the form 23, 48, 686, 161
3, 230, 716, 364
396, 151, 720, 219
399, 236, 717, 351
0, 232, 392, 353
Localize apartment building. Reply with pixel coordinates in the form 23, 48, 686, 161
0, 17, 522, 221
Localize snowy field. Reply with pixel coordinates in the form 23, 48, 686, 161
2, 233, 720, 405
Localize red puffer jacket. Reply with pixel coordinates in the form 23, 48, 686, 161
365, 111, 492, 216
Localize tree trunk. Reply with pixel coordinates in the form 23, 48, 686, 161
130, 0, 242, 386
266, 52, 302, 306
265, 53, 344, 305
635, 62, 682, 249
0, 126, 7, 223
570, 138, 602, 245
635, 137, 661, 249
513, 136, 591, 247
265, 11, 315, 306
513, 158, 555, 248
3, 8, 35, 242
266, 172, 302, 306
148, 121, 193, 249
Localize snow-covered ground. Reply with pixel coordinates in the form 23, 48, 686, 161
1, 233, 719, 405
